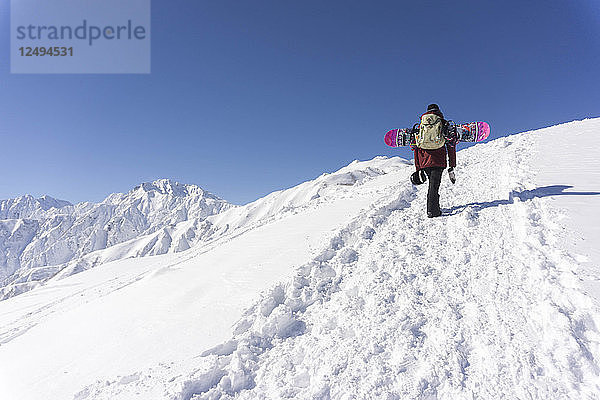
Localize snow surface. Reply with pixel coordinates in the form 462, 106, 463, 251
0, 120, 599, 399
535, 121, 600, 304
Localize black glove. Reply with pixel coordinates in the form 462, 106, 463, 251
410, 170, 427, 185
448, 167, 456, 184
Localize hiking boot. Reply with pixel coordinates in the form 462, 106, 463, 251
427, 210, 442, 218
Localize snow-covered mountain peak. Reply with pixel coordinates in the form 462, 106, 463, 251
37, 194, 72, 210
100, 179, 225, 207
133, 179, 222, 201
0, 194, 72, 219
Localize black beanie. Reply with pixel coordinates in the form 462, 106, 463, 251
427, 103, 440, 112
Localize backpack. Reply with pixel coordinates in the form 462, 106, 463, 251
415, 113, 446, 150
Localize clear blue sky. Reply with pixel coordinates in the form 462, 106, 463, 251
1, 0, 599, 205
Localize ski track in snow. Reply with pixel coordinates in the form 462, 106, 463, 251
77, 123, 600, 399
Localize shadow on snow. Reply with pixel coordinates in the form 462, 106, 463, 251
445, 185, 600, 216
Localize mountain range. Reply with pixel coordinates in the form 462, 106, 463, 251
0, 179, 233, 299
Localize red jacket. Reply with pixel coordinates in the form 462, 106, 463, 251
413, 111, 457, 170
414, 145, 456, 170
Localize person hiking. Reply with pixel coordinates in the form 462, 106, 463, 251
410, 104, 457, 218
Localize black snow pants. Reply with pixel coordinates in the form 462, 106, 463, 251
424, 167, 444, 216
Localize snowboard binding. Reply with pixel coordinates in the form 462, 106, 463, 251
408, 123, 419, 150
444, 120, 460, 146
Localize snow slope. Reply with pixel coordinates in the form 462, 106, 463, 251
0, 157, 409, 400
535, 121, 600, 303
0, 119, 599, 399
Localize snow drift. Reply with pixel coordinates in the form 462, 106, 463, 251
0, 119, 599, 400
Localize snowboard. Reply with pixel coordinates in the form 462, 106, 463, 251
384, 121, 490, 148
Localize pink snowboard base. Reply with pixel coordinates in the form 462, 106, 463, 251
476, 121, 490, 142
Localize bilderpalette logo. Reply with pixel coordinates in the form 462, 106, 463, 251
11, 0, 151, 74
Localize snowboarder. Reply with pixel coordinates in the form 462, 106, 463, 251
411, 104, 457, 218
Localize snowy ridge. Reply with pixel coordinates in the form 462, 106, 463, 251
0, 179, 233, 299
0, 160, 404, 300
1, 120, 600, 399
0, 194, 72, 219
207, 157, 403, 231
